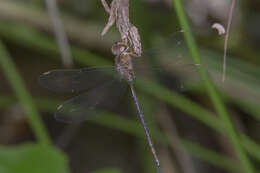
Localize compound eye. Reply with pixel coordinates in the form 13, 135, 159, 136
119, 45, 126, 52
111, 42, 127, 55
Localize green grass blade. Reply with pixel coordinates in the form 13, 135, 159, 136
1, 95, 260, 172
136, 79, 225, 134
241, 135, 260, 162
0, 42, 51, 145
183, 139, 240, 173
171, 0, 255, 172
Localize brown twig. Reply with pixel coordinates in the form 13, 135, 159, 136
101, 0, 142, 57
101, 0, 111, 13
223, 0, 236, 82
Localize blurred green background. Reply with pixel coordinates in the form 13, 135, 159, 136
0, 0, 260, 173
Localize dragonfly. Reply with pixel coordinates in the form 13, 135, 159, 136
39, 31, 200, 172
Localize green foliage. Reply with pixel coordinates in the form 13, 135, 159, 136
0, 21, 259, 172
171, 0, 255, 172
0, 0, 260, 173
0, 143, 69, 173
183, 140, 239, 173
0, 40, 51, 145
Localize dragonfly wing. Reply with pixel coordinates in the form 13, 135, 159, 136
133, 30, 190, 69
132, 30, 202, 91
54, 79, 127, 123
134, 64, 201, 92
39, 67, 118, 93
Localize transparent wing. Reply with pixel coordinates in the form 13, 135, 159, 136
133, 30, 201, 91
133, 30, 189, 68
39, 66, 118, 93
55, 79, 127, 123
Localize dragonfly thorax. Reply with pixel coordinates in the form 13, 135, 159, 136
115, 51, 136, 83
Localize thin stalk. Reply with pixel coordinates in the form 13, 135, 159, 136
223, 0, 236, 81
129, 83, 161, 172
158, 106, 197, 173
45, 0, 73, 67
0, 42, 51, 145
171, 0, 255, 173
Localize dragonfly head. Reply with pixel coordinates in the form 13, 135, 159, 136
112, 41, 128, 56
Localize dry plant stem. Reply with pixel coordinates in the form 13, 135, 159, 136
45, 0, 73, 67
160, 147, 179, 173
158, 105, 197, 173
101, 0, 142, 56
101, 0, 111, 13
130, 83, 161, 169
223, 0, 236, 82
